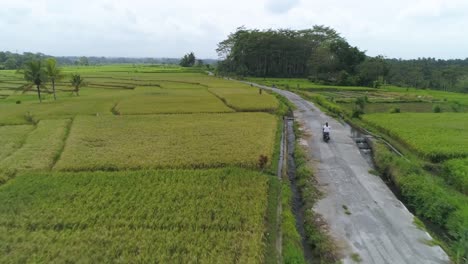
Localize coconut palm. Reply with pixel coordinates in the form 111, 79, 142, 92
22, 60, 48, 103
45, 58, 63, 100
70, 74, 85, 96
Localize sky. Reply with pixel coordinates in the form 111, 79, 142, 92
0, 0, 467, 60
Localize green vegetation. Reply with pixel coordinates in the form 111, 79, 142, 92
54, 113, 277, 171
351, 253, 362, 263
281, 182, 306, 264
0, 168, 269, 263
246, 77, 372, 91
293, 123, 339, 264
373, 143, 468, 263
443, 158, 468, 195
363, 113, 468, 161
21, 60, 48, 102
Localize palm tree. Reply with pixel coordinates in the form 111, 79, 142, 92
45, 58, 63, 100
70, 74, 85, 96
22, 60, 48, 103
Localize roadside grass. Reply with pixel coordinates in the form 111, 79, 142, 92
293, 122, 340, 264
208, 87, 279, 112
351, 253, 362, 262
281, 182, 307, 264
54, 113, 277, 171
373, 142, 468, 263
363, 113, 468, 162
338, 101, 460, 113
245, 77, 373, 91
443, 158, 468, 195
0, 168, 269, 263
0, 119, 70, 172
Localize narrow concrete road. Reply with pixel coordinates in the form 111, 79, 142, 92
248, 83, 450, 264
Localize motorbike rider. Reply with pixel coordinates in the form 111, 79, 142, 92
322, 122, 331, 140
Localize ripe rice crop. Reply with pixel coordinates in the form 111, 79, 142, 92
0, 168, 270, 263
54, 113, 277, 171
0, 125, 34, 161
116, 88, 233, 114
363, 113, 468, 161
0, 119, 70, 171
209, 87, 279, 112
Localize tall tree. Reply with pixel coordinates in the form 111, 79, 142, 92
45, 58, 63, 100
179, 52, 196, 67
70, 74, 85, 96
22, 60, 48, 103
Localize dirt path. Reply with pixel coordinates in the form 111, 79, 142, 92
249, 83, 450, 264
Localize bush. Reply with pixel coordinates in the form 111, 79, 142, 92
15, 100, 21, 104
389, 107, 400, 113
352, 108, 364, 118
433, 105, 442, 113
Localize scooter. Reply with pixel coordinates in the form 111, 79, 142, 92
323, 131, 330, 142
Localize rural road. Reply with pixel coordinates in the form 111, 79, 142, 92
244, 82, 450, 264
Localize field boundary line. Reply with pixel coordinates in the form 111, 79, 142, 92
51, 117, 74, 170
206, 88, 237, 112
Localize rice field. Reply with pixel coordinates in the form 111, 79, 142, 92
0, 168, 270, 263
209, 87, 279, 112
0, 65, 285, 262
116, 88, 234, 114
54, 113, 277, 171
0, 119, 70, 171
0, 125, 33, 161
363, 113, 468, 161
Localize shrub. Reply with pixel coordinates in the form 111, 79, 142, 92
389, 107, 401, 113
433, 105, 442, 113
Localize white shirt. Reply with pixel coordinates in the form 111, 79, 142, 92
323, 125, 331, 133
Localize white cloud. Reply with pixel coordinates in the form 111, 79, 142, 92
265, 0, 300, 14
0, 0, 467, 59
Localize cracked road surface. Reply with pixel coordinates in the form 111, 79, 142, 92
250, 83, 450, 264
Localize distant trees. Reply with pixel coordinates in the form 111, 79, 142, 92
216, 26, 365, 81
356, 56, 389, 87
217, 26, 468, 92
70, 74, 86, 96
0, 52, 47, 70
385, 58, 468, 92
78, 56, 89, 66
180, 52, 196, 67
22, 60, 48, 103
4, 58, 18, 70
45, 58, 63, 100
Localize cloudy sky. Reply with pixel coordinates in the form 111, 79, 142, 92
1, 0, 467, 59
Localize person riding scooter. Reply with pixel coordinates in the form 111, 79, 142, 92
322, 122, 331, 142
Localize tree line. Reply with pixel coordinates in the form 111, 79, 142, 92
216, 26, 468, 92
0, 51, 218, 69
